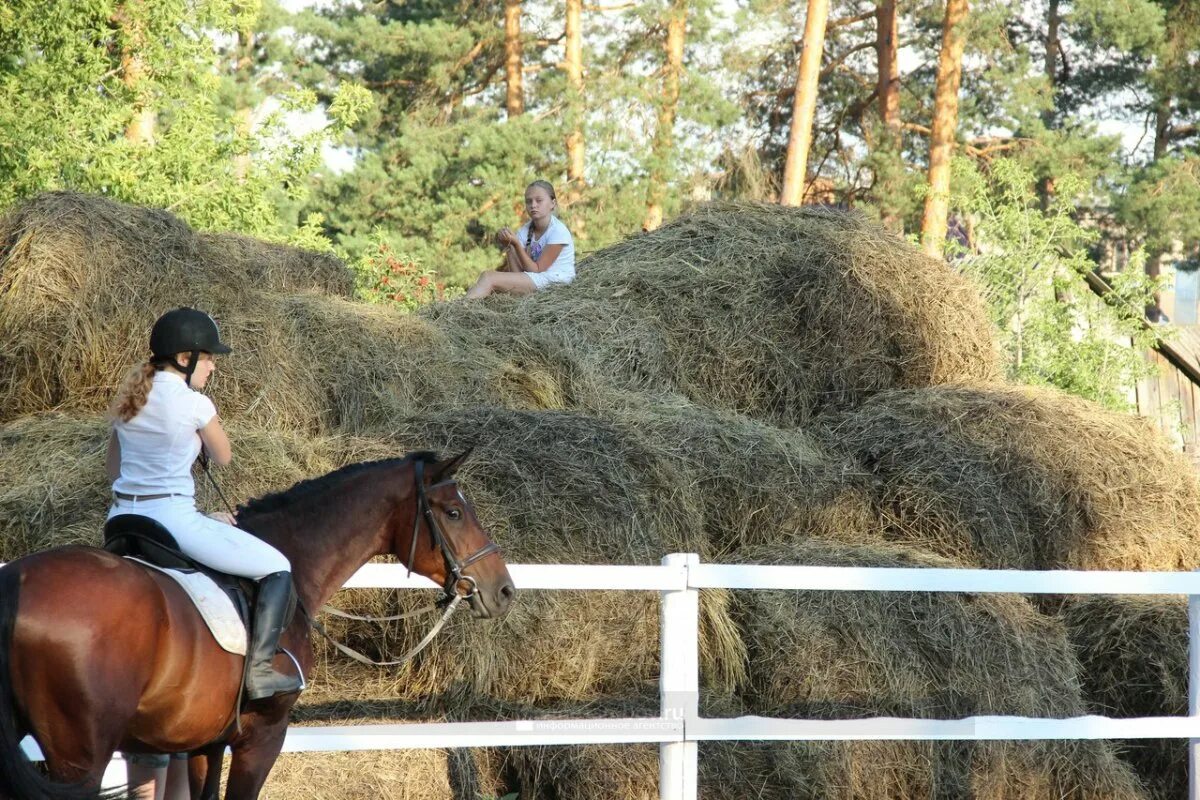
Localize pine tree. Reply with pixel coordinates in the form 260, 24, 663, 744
0, 0, 366, 239
780, 0, 830, 205
920, 0, 968, 257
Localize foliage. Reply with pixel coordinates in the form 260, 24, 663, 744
0, 0, 370, 243
292, 0, 738, 285
353, 239, 461, 309
1121, 154, 1200, 254
954, 157, 1162, 409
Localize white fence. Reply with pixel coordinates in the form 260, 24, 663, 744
19, 554, 1200, 799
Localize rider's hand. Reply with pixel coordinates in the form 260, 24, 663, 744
207, 511, 237, 526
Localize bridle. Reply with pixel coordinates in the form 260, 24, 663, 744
301, 457, 503, 668
406, 458, 502, 601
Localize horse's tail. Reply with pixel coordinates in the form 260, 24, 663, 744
0, 563, 130, 800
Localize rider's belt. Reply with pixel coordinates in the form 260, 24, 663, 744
113, 491, 185, 502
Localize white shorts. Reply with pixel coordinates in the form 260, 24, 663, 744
108, 495, 290, 579
528, 268, 574, 291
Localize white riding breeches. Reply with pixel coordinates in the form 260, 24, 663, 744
108, 495, 290, 579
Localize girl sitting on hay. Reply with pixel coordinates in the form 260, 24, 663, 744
467, 180, 576, 298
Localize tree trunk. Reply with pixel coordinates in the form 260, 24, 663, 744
1154, 97, 1171, 161
780, 0, 830, 206
1038, 0, 1060, 213
116, 1, 154, 144
233, 15, 255, 182
505, 0, 524, 117
642, 0, 688, 231
875, 0, 902, 229
920, 0, 969, 258
564, 0, 585, 204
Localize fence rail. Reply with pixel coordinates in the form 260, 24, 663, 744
13, 556, 1200, 799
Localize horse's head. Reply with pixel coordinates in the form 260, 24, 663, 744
396, 451, 515, 619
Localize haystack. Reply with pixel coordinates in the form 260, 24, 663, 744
553, 202, 1001, 423
497, 540, 1149, 799
725, 540, 1148, 799
821, 384, 1200, 571
1061, 595, 1187, 800
0, 192, 352, 425
0, 193, 1000, 431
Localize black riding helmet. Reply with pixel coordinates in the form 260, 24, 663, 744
150, 308, 231, 387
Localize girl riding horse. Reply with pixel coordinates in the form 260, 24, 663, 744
107, 308, 301, 702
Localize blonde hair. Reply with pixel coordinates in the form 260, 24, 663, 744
109, 361, 160, 422
527, 179, 556, 200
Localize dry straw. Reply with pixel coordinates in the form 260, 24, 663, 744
821, 384, 1200, 571
0, 192, 351, 427
2, 191, 1194, 796
722, 540, 1147, 799
1, 194, 1000, 432
1062, 595, 1187, 800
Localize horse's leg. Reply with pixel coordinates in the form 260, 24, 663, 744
222, 718, 289, 800
189, 744, 225, 800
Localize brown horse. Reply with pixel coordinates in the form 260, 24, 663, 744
0, 450, 514, 800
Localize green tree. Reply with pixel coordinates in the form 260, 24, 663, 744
955, 157, 1161, 408
0, 0, 368, 242
293, 0, 737, 285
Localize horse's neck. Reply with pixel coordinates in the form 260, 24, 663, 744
242, 470, 408, 612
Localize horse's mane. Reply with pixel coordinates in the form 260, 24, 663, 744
237, 451, 440, 518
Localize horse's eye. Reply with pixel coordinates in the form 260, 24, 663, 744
446, 507, 462, 521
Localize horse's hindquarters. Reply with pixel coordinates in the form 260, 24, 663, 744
9, 547, 242, 770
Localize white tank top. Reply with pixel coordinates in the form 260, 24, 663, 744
112, 371, 217, 497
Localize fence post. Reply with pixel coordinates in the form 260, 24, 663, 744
1191, 591, 1200, 800
660, 553, 699, 800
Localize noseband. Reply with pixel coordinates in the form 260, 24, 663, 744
406, 459, 502, 600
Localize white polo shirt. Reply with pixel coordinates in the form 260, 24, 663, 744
112, 371, 216, 498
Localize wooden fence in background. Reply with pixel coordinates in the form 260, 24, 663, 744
1138, 326, 1200, 464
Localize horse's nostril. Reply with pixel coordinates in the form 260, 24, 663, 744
499, 583, 516, 602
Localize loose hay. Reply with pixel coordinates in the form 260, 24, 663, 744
822, 384, 1200, 571
725, 540, 1148, 799
0, 192, 352, 426
259, 748, 505, 800
1061, 595, 1187, 800
1, 193, 1000, 432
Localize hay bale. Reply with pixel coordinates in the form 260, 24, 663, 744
1, 194, 999, 432
0, 192, 352, 425
725, 540, 1148, 799
0, 414, 110, 559
1061, 595, 1187, 800
821, 384, 1200, 571
547, 202, 1001, 424
601, 394, 876, 556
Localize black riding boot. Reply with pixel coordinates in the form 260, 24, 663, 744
243, 571, 304, 701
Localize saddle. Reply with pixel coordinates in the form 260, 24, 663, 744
103, 514, 253, 655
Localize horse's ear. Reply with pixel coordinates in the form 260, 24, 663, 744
429, 448, 473, 483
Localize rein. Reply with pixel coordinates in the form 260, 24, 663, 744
297, 458, 501, 668
300, 594, 464, 668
